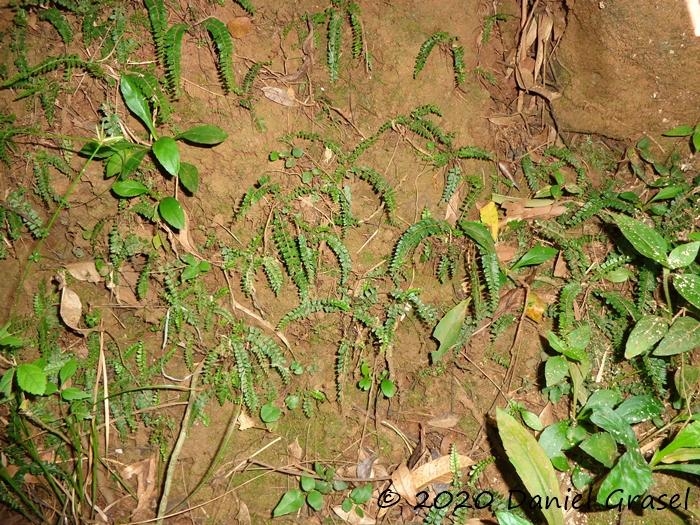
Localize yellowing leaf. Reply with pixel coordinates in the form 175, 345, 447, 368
479, 201, 499, 241
525, 291, 546, 323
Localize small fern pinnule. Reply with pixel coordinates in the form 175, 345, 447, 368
389, 217, 452, 283
164, 23, 188, 97
203, 17, 236, 93
327, 7, 343, 82
414, 31, 450, 79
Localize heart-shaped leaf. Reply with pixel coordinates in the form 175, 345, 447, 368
177, 125, 228, 145
16, 363, 47, 396
152, 136, 180, 176
511, 245, 559, 270
158, 197, 185, 230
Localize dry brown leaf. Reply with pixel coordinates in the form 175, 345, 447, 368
426, 414, 460, 429
176, 208, 200, 258
539, 402, 556, 428
288, 438, 304, 463
122, 456, 157, 517
227, 16, 253, 38
235, 501, 251, 525
60, 286, 83, 331
65, 260, 103, 283
262, 86, 298, 107
332, 505, 376, 524
495, 243, 518, 265
390, 464, 417, 506
237, 412, 255, 430
411, 454, 474, 489
553, 252, 569, 278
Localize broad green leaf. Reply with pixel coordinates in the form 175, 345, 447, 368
521, 410, 543, 431
179, 162, 199, 194
589, 407, 637, 448
650, 421, 700, 466
272, 489, 305, 517
693, 128, 700, 151
177, 125, 228, 145
495, 511, 534, 525
662, 124, 695, 137
112, 179, 149, 198
349, 484, 373, 504
59, 359, 78, 384
459, 220, 495, 251
80, 140, 120, 160
121, 147, 148, 179
565, 324, 591, 353
496, 408, 565, 525
380, 378, 396, 398
545, 331, 567, 355
650, 185, 685, 203
614, 395, 663, 424
654, 316, 700, 356
120, 75, 155, 136
60, 387, 91, 401
158, 197, 186, 230
579, 432, 618, 468
597, 449, 652, 505
152, 136, 180, 176
673, 274, 700, 310
0, 369, 15, 398
544, 356, 568, 386
652, 448, 700, 463
431, 299, 469, 362
0, 323, 23, 348
306, 489, 323, 511
624, 315, 668, 359
16, 363, 47, 396
538, 421, 572, 460
610, 213, 668, 267
580, 389, 622, 418
674, 366, 700, 399
510, 245, 558, 270
260, 402, 281, 423
667, 241, 700, 269
300, 475, 315, 492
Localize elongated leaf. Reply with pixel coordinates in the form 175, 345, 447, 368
272, 489, 305, 517
654, 316, 700, 356
179, 162, 199, 194
589, 407, 637, 448
650, 185, 685, 203
459, 220, 495, 251
431, 299, 469, 362
152, 136, 180, 176
177, 125, 228, 145
597, 449, 652, 505
673, 274, 700, 309
112, 179, 149, 198
511, 245, 559, 270
650, 421, 700, 466
59, 359, 78, 384
662, 124, 695, 137
61, 387, 91, 401
610, 213, 668, 266
16, 363, 47, 396
653, 463, 700, 476
624, 315, 668, 359
158, 197, 185, 230
496, 511, 534, 525
496, 408, 565, 525
668, 241, 700, 269
120, 75, 155, 137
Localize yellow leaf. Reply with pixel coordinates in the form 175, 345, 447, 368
479, 201, 499, 241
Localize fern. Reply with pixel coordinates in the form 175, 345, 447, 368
246, 327, 290, 384
3, 189, 47, 239
480, 250, 502, 314
238, 61, 267, 108
233, 0, 255, 15
521, 154, 539, 191
322, 183, 355, 233
204, 17, 236, 93
347, 2, 363, 59
242, 256, 262, 298
231, 338, 258, 411
297, 233, 317, 285
335, 339, 351, 402
277, 298, 350, 330
349, 166, 397, 222
451, 42, 466, 86
327, 7, 342, 82
235, 175, 279, 220
262, 256, 284, 296
0, 54, 103, 88
590, 252, 632, 282
144, 0, 167, 65
136, 255, 152, 301
389, 217, 452, 283
318, 232, 352, 287
557, 282, 582, 334
272, 214, 309, 298
545, 146, 587, 187
163, 23, 187, 97
441, 165, 462, 204
414, 31, 450, 79
401, 289, 438, 324
460, 175, 484, 215
595, 290, 639, 322
39, 8, 73, 44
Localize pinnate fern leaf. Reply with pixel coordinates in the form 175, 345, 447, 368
389, 217, 452, 283
204, 17, 236, 93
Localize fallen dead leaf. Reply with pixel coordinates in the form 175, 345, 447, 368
525, 291, 546, 323
235, 500, 251, 525
426, 414, 460, 429
65, 260, 103, 283
495, 243, 518, 265
60, 286, 83, 332
287, 438, 303, 463
262, 86, 298, 107
390, 464, 417, 506
237, 412, 255, 430
410, 453, 474, 489
122, 456, 157, 518
227, 16, 253, 38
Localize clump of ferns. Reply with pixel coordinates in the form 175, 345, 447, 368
520, 146, 588, 194
307, 0, 368, 82
414, 31, 467, 88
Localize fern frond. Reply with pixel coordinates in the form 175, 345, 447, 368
39, 8, 73, 44
318, 232, 352, 287
144, 0, 167, 64
262, 256, 284, 296
456, 146, 493, 161
327, 7, 342, 82
460, 175, 484, 215
322, 183, 355, 233
233, 0, 255, 15
451, 42, 466, 86
231, 338, 258, 411
441, 165, 462, 204
480, 250, 502, 314
557, 282, 582, 334
272, 214, 309, 298
521, 154, 539, 191
204, 17, 236, 93
335, 339, 351, 402
235, 175, 279, 220
545, 146, 587, 187
163, 23, 187, 97
238, 61, 267, 108
136, 255, 153, 300
349, 166, 397, 222
278, 298, 350, 330
297, 233, 317, 285
347, 2, 363, 59
400, 289, 438, 324
246, 327, 289, 384
595, 290, 639, 321
414, 31, 450, 79
242, 256, 263, 298
0, 55, 103, 88
389, 217, 452, 283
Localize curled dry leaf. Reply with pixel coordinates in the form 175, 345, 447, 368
287, 438, 304, 463
237, 412, 255, 430
60, 286, 83, 332
410, 453, 474, 489
65, 260, 103, 283
122, 457, 157, 517
390, 464, 417, 506
262, 86, 298, 107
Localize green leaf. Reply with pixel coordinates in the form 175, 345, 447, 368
120, 74, 155, 137
350, 484, 373, 504
179, 162, 199, 194
597, 449, 652, 506
521, 410, 543, 431
272, 489, 305, 517
158, 197, 186, 230
59, 359, 78, 384
300, 475, 315, 492
589, 407, 638, 448
672, 274, 700, 310
431, 299, 469, 362
609, 213, 668, 267
650, 185, 685, 203
112, 179, 150, 198
624, 315, 668, 359
291, 146, 304, 158
0, 323, 23, 348
662, 124, 695, 137
544, 356, 569, 386
0, 369, 15, 398
495, 511, 535, 525
459, 220, 495, 251
16, 363, 47, 396
380, 378, 396, 398
580, 389, 622, 417
667, 241, 700, 269
565, 324, 591, 353
580, 432, 618, 468
496, 408, 565, 525
306, 489, 323, 511
152, 136, 180, 176
614, 395, 663, 424
538, 421, 572, 460
510, 245, 558, 270
260, 402, 281, 423
653, 463, 700, 476
60, 387, 91, 401
654, 316, 700, 356
650, 421, 700, 466
177, 125, 228, 145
